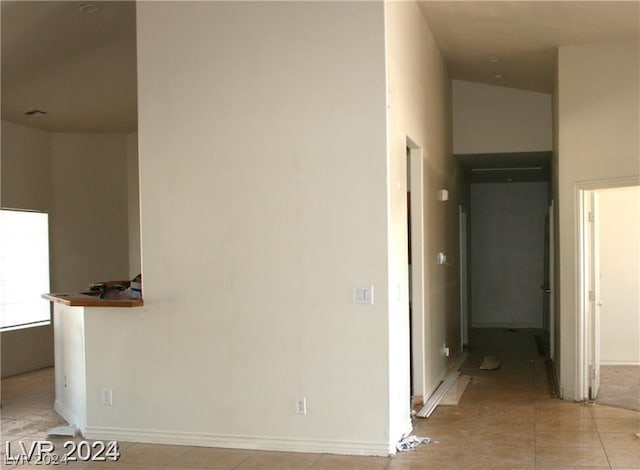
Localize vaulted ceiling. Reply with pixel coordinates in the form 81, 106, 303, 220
1, 1, 638, 133
418, 1, 639, 93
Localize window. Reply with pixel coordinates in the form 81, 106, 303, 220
0, 209, 50, 331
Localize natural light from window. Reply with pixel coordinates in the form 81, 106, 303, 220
0, 209, 50, 331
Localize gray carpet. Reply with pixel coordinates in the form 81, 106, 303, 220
596, 365, 640, 411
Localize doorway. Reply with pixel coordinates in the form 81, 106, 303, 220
457, 152, 553, 379
579, 180, 640, 409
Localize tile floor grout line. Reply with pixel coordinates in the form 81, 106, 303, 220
229, 450, 258, 470
307, 450, 326, 470
458, 407, 478, 470
592, 413, 615, 470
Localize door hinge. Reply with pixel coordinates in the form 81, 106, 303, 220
589, 290, 595, 301
588, 211, 595, 222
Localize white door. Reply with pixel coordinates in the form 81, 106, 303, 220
589, 192, 602, 400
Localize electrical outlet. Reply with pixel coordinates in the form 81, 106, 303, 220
295, 397, 307, 415
102, 388, 113, 406
354, 285, 374, 304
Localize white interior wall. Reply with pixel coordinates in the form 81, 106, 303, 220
126, 132, 141, 278
453, 80, 552, 155
598, 186, 640, 363
53, 303, 87, 432
50, 133, 130, 292
557, 40, 639, 399
0, 122, 135, 377
1, 121, 54, 377
84, 1, 394, 455
470, 182, 548, 328
1, 121, 51, 212
384, 1, 459, 415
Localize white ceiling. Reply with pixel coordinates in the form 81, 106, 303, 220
1, 1, 638, 133
1, 1, 137, 133
419, 0, 640, 93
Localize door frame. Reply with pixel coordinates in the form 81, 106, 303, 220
459, 206, 468, 348
580, 190, 601, 399
406, 138, 426, 401
548, 200, 555, 360
576, 176, 640, 400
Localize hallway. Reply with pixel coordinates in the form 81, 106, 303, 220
410, 328, 639, 468
0, 329, 638, 469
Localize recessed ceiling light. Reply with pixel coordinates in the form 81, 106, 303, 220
488, 56, 500, 63
78, 3, 100, 14
492, 73, 505, 80
24, 109, 48, 117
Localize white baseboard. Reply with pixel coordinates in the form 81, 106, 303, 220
416, 352, 468, 418
450, 352, 468, 372
1, 360, 54, 379
600, 361, 640, 366
54, 401, 86, 436
83, 426, 393, 456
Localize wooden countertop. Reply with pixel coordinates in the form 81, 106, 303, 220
42, 292, 143, 307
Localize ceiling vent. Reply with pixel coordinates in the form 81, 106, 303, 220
78, 3, 100, 14
24, 109, 48, 116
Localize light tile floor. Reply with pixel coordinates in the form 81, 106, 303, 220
1, 328, 638, 469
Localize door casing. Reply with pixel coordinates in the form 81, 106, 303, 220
575, 176, 640, 400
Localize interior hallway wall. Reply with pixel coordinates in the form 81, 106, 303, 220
470, 181, 549, 328
385, 0, 458, 421
453, 80, 552, 155
557, 39, 639, 399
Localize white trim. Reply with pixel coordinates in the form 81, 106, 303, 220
416, 352, 467, 418
549, 200, 555, 361
416, 370, 461, 418
600, 361, 640, 366
574, 175, 640, 402
576, 187, 588, 400
1, 359, 54, 379
459, 207, 468, 347
0, 320, 51, 333
575, 176, 640, 191
407, 141, 426, 400
450, 351, 468, 372
574, 185, 591, 401
54, 401, 86, 436
83, 426, 392, 456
